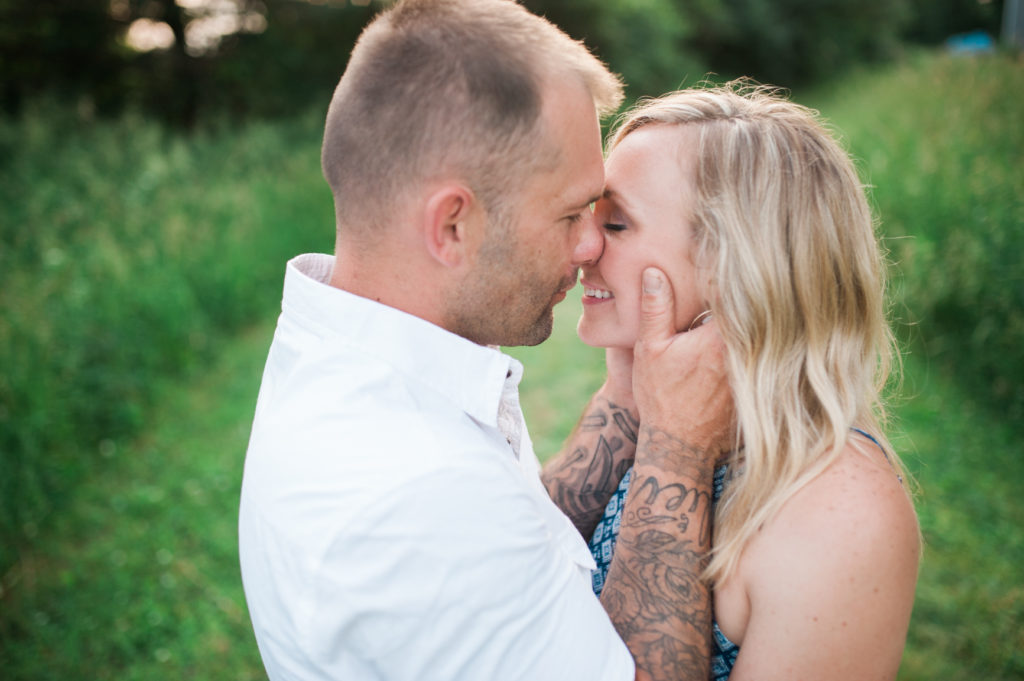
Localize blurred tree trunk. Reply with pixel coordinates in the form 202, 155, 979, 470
1005, 0, 1024, 48
157, 0, 200, 128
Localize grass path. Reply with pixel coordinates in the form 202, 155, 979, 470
891, 357, 1024, 679
2, 298, 1022, 679
0, 324, 275, 680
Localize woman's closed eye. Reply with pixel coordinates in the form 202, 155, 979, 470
603, 222, 627, 232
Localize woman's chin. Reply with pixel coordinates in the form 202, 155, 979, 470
576, 319, 634, 349
577, 336, 606, 348
575, 318, 604, 348
575, 328, 600, 348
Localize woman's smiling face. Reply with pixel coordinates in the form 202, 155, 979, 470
577, 123, 708, 350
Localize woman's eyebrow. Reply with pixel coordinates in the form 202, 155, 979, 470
602, 187, 634, 216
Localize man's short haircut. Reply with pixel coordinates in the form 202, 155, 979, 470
321, 0, 623, 237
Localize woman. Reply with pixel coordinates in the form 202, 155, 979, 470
580, 83, 921, 679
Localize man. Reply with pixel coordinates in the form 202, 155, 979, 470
238, 1, 733, 679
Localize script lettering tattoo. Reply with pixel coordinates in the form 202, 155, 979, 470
601, 425, 714, 681
630, 475, 713, 546
541, 398, 639, 539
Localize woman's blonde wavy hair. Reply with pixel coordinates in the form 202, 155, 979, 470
609, 81, 911, 585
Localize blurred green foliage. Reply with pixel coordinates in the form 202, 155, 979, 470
0, 325, 272, 679
0, 0, 378, 126
903, 0, 1005, 44
677, 0, 909, 85
524, 0, 706, 98
676, 0, 1005, 86
1, 0, 1008, 126
0, 105, 334, 569
809, 51, 1024, 425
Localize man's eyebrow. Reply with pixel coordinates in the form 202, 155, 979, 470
569, 194, 602, 212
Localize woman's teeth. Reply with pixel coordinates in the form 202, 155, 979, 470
585, 288, 613, 299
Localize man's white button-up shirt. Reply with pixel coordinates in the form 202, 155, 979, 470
239, 254, 634, 681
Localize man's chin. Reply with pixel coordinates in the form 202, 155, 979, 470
503, 312, 554, 348
517, 323, 554, 348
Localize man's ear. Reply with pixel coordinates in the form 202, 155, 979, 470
422, 183, 482, 268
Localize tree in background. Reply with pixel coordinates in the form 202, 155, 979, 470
0, 0, 377, 127
903, 0, 1004, 44
523, 0, 706, 98
1, 0, 1011, 126
0, 0, 126, 116
676, 0, 913, 86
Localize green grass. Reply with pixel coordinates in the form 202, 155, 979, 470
891, 360, 1024, 679
0, 324, 272, 679
0, 104, 335, 569
1, 49, 1021, 678
806, 50, 1024, 423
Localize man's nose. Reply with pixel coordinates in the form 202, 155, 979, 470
572, 211, 604, 266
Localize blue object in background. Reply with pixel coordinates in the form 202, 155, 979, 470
946, 30, 996, 54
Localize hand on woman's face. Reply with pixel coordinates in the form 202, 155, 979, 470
577, 124, 708, 350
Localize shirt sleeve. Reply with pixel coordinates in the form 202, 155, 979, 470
289, 461, 635, 681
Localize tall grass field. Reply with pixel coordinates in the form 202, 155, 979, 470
0, 106, 335, 570
1, 51, 1021, 679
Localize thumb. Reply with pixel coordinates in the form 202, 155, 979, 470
639, 267, 676, 344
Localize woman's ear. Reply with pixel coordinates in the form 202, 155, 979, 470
422, 183, 482, 268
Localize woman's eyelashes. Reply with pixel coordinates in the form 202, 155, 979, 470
595, 200, 628, 232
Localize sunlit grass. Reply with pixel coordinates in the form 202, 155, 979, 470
0, 105, 334, 568
808, 50, 1024, 423
0, 324, 272, 679
890, 354, 1024, 680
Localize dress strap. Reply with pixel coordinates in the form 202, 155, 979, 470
850, 427, 902, 484
850, 427, 883, 452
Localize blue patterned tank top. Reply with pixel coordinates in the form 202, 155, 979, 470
588, 464, 739, 680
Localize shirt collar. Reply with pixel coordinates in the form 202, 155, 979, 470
282, 253, 520, 428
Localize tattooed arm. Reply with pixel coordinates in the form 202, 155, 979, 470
601, 426, 718, 681
542, 345, 639, 539
602, 268, 735, 681
541, 385, 639, 540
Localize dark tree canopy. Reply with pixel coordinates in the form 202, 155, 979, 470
0, 0, 1007, 127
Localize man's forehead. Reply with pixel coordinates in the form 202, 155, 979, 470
538, 166, 603, 214
561, 156, 605, 211
534, 81, 606, 195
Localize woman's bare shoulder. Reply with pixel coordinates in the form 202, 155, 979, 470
748, 436, 919, 568
727, 439, 921, 679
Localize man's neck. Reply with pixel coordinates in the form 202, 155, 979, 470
329, 244, 449, 331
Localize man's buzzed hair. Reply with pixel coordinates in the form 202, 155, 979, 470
321, 0, 623, 239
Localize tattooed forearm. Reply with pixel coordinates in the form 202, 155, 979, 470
629, 475, 713, 547
601, 424, 715, 681
541, 396, 639, 538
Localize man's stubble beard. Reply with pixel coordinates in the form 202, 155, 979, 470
445, 214, 557, 348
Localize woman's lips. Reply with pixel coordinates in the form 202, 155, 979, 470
581, 283, 614, 305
